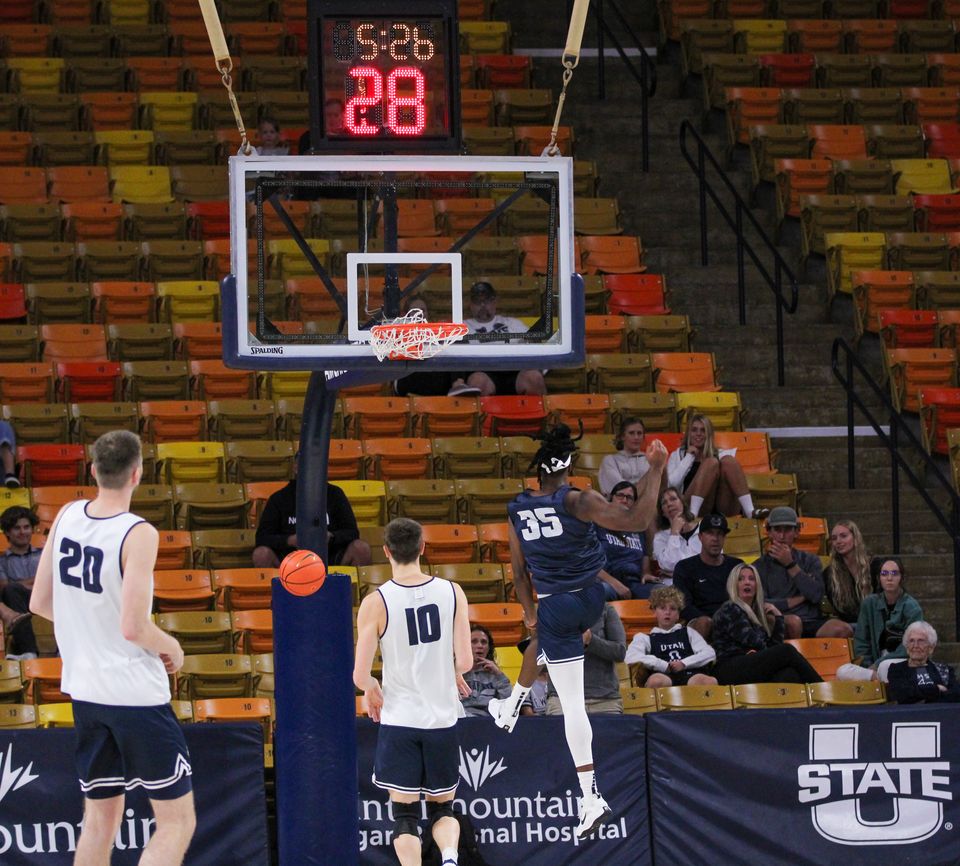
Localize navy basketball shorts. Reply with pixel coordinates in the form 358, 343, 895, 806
73, 701, 193, 801
373, 723, 460, 797
536, 581, 606, 665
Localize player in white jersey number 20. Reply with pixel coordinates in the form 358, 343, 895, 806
30, 430, 195, 866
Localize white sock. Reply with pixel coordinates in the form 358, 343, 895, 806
577, 770, 596, 799
440, 847, 458, 864
689, 495, 704, 517
505, 682, 530, 714
738, 494, 756, 517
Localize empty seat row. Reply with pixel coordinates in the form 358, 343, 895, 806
0, 164, 224, 203
0, 20, 513, 59
850, 266, 960, 335
791, 188, 960, 256
682, 18, 960, 75
825, 229, 960, 295
662, 0, 960, 49
0, 235, 646, 282
730, 92, 960, 158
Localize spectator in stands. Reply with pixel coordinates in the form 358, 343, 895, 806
0, 421, 19, 489
325, 97, 345, 135
672, 513, 743, 640
711, 563, 822, 686
755, 507, 830, 640
447, 282, 547, 398
838, 556, 923, 682
598, 417, 659, 496
595, 481, 661, 599
461, 624, 512, 717
0, 506, 39, 659
254, 116, 290, 156
666, 414, 766, 520
625, 586, 716, 688
545, 602, 626, 715
821, 519, 874, 634
885, 621, 960, 704
651, 486, 700, 579
252, 465, 371, 569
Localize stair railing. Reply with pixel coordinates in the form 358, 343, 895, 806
678, 119, 798, 386
590, 0, 657, 172
832, 337, 960, 638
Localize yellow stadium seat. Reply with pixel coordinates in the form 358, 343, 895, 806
807, 680, 885, 706
825, 232, 886, 299
656, 684, 734, 710
109, 165, 173, 204
176, 653, 254, 700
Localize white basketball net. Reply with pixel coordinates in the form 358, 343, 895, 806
369, 309, 468, 361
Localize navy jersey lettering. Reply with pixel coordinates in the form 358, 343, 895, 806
507, 486, 605, 595
649, 629, 694, 664
597, 529, 646, 580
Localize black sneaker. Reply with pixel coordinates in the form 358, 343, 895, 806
4, 474, 20, 489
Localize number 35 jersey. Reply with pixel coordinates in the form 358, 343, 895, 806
507, 486, 606, 596
377, 576, 459, 730
52, 500, 170, 706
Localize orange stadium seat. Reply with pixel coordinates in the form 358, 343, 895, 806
878, 309, 939, 349
919, 387, 960, 454
467, 602, 525, 646
421, 524, 481, 564
886, 347, 957, 413
213, 568, 275, 612
785, 638, 852, 680
56, 361, 122, 402
231, 610, 274, 654
16, 444, 86, 487
153, 569, 216, 613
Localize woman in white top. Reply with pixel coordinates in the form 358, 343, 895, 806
666, 413, 764, 519
651, 486, 701, 578
598, 417, 657, 496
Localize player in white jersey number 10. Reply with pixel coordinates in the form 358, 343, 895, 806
354, 517, 473, 866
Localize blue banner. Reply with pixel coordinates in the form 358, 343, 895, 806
647, 705, 960, 866
357, 715, 650, 866
0, 724, 269, 866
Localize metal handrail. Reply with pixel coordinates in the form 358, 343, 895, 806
592, 0, 657, 172
679, 119, 799, 386
831, 337, 960, 638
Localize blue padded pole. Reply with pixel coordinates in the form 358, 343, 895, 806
275, 371, 357, 866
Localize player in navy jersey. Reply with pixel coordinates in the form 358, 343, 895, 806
488, 424, 668, 839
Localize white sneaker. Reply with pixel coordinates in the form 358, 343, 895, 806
576, 793, 612, 839
5, 652, 37, 661
487, 697, 519, 733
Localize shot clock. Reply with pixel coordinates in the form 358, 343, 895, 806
308, 0, 461, 153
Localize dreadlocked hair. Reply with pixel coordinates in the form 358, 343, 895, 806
527, 422, 582, 481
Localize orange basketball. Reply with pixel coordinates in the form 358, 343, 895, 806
278, 549, 327, 596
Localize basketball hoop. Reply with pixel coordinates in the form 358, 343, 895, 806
369, 309, 468, 361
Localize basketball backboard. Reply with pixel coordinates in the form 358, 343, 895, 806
222, 153, 584, 372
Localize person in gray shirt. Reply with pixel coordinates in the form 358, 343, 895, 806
753, 506, 827, 639
546, 603, 626, 715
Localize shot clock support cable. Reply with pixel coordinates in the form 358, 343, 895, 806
544, 0, 590, 157
198, 0, 254, 155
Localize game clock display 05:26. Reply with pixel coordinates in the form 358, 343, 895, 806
309, 0, 460, 153
323, 17, 450, 139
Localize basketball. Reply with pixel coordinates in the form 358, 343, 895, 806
278, 549, 327, 596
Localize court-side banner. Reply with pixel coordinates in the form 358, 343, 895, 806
0, 724, 269, 866
357, 715, 650, 866
647, 705, 960, 866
